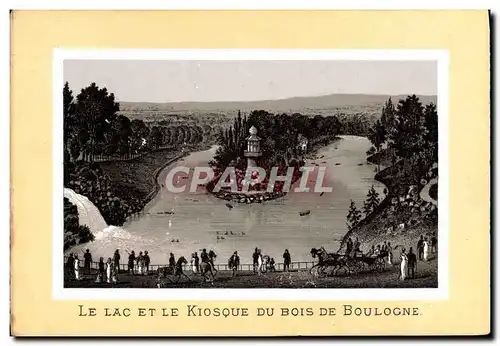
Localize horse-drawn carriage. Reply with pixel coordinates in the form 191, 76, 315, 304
309, 247, 386, 278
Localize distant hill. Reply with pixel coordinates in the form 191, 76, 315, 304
117, 93, 437, 121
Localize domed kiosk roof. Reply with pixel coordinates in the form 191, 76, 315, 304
247, 126, 261, 140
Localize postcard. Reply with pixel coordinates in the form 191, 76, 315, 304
10, 10, 490, 336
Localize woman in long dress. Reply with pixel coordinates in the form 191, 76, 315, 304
400, 248, 408, 281
74, 254, 80, 281
106, 258, 112, 283
387, 242, 393, 265
257, 250, 263, 276
423, 237, 430, 261
136, 252, 144, 275
191, 253, 197, 274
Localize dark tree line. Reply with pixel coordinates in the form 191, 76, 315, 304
64, 82, 215, 164
367, 95, 438, 182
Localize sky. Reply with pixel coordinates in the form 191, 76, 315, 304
64, 60, 437, 103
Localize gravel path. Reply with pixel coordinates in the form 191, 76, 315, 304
420, 178, 438, 206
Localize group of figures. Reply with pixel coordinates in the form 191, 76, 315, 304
65, 249, 118, 284
310, 233, 437, 280
399, 234, 437, 280
65, 245, 297, 287
65, 234, 437, 286
157, 248, 218, 286
251, 248, 292, 275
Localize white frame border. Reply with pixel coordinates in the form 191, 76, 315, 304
53, 48, 449, 301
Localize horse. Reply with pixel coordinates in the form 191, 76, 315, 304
156, 256, 191, 284
310, 247, 350, 277
199, 261, 216, 282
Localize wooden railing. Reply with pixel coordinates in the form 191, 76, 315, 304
65, 256, 318, 274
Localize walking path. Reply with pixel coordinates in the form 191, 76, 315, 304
420, 178, 438, 206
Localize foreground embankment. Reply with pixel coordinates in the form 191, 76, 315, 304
64, 257, 437, 288
339, 151, 438, 261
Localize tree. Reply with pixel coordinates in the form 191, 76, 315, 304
346, 200, 362, 230
380, 97, 395, 130
363, 185, 380, 216
368, 119, 387, 153
150, 126, 164, 149
63, 82, 76, 157
423, 102, 438, 162
388, 95, 424, 159
74, 83, 120, 160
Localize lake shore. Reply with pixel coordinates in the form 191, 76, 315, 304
99, 144, 211, 215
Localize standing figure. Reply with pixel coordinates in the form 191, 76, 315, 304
113, 249, 121, 274
408, 247, 417, 279
417, 235, 424, 260
400, 248, 408, 281
208, 249, 218, 273
252, 248, 259, 273
83, 249, 92, 275
95, 257, 104, 283
111, 260, 118, 284
431, 232, 437, 254
74, 254, 80, 281
269, 258, 276, 272
423, 237, 430, 262
191, 253, 198, 274
283, 249, 291, 272
169, 253, 176, 272
106, 258, 112, 283
345, 237, 353, 257
194, 252, 200, 274
136, 252, 144, 275
144, 251, 150, 275
229, 251, 240, 277
387, 242, 393, 265
256, 249, 263, 275
127, 250, 136, 274
66, 253, 75, 280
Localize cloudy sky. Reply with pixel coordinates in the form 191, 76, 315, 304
64, 60, 437, 103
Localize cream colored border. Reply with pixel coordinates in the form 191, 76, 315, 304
11, 10, 490, 336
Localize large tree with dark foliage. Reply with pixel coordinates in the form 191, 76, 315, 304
74, 82, 120, 161
388, 94, 425, 160
368, 119, 387, 153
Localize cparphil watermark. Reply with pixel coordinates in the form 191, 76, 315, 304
164, 166, 333, 194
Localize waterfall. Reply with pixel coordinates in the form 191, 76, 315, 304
64, 188, 108, 234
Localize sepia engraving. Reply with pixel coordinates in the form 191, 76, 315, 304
61, 57, 439, 289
